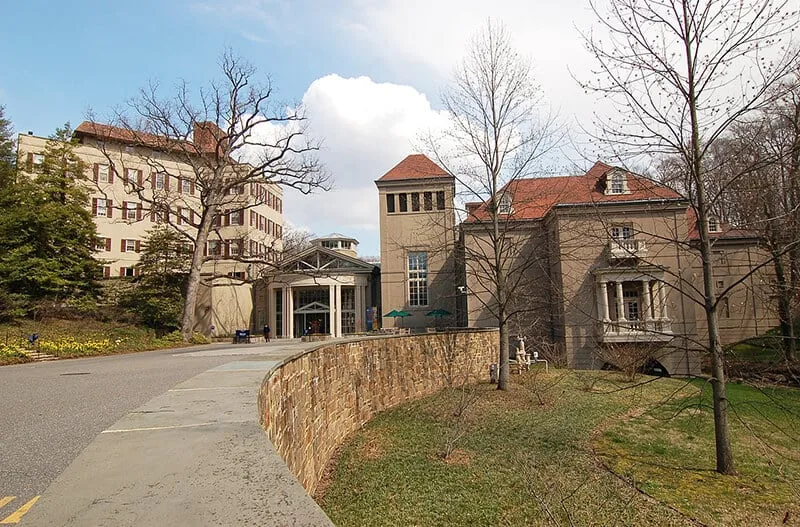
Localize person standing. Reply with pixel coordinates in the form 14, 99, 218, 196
263, 324, 271, 343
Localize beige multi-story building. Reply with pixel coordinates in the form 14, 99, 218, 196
17, 121, 284, 334
375, 155, 459, 330
378, 156, 777, 375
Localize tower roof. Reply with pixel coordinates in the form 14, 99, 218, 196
376, 154, 450, 182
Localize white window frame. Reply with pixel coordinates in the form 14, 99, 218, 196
125, 202, 138, 220
96, 198, 108, 217
155, 173, 166, 190
122, 267, 135, 277
95, 238, 107, 251
125, 168, 138, 184
98, 164, 110, 183
708, 217, 721, 233
32, 153, 45, 165
408, 251, 429, 307
229, 242, 240, 257
610, 225, 633, 240
498, 194, 513, 215
181, 178, 192, 194
125, 239, 137, 253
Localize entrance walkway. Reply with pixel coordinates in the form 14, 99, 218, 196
21, 339, 335, 526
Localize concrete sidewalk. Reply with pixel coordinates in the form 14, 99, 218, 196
21, 340, 334, 526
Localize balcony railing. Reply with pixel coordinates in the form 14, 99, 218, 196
608, 239, 647, 259
599, 318, 673, 343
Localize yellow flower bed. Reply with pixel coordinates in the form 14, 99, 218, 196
39, 336, 113, 356
0, 343, 30, 358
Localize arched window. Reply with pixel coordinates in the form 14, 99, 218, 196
498, 193, 513, 215
708, 216, 720, 233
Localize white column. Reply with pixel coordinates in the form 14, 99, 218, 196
335, 284, 343, 337
355, 284, 364, 332
328, 284, 336, 336
599, 281, 610, 322
284, 286, 294, 339
615, 281, 626, 321
658, 280, 668, 319
641, 280, 651, 321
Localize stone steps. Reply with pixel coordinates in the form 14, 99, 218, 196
24, 351, 60, 362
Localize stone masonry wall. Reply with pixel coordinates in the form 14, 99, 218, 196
259, 330, 499, 495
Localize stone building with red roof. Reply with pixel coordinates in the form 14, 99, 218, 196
377, 155, 777, 375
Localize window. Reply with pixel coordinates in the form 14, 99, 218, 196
125, 168, 138, 185
436, 191, 445, 210
97, 165, 110, 183
423, 192, 433, 211
610, 225, 633, 240
408, 251, 428, 307
720, 297, 730, 318
498, 194, 513, 215
95, 238, 109, 251
229, 211, 241, 226
708, 217, 720, 233
386, 193, 395, 213
411, 193, 420, 212
228, 241, 240, 257
609, 172, 625, 194
119, 266, 137, 277
399, 193, 408, 212
208, 240, 221, 256
155, 173, 166, 190
95, 198, 108, 217
623, 290, 639, 321
126, 239, 137, 253
181, 178, 192, 194
124, 201, 138, 220
322, 240, 337, 249
341, 241, 352, 250
228, 271, 246, 280
716, 280, 725, 290
32, 153, 45, 165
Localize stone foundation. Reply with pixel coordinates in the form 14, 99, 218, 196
258, 330, 499, 495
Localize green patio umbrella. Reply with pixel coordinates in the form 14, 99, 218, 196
425, 309, 452, 318
384, 309, 412, 328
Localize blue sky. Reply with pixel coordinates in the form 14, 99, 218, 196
0, 0, 603, 256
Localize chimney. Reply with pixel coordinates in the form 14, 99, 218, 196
192, 121, 226, 154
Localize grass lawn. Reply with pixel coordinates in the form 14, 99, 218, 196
0, 318, 205, 364
318, 370, 799, 526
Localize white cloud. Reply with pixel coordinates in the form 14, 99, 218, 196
280, 74, 450, 255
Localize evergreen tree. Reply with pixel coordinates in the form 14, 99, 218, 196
119, 226, 190, 332
0, 106, 14, 190
0, 124, 100, 315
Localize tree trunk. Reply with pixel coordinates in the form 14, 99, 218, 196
497, 305, 509, 390
181, 206, 216, 341
773, 249, 796, 361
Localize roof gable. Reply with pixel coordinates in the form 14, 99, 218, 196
465, 162, 682, 222
376, 154, 451, 182
280, 246, 376, 274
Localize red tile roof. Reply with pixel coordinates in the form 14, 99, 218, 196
686, 208, 757, 240
376, 154, 451, 182
466, 162, 682, 222
74, 121, 224, 154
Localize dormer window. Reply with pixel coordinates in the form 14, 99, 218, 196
708, 216, 720, 233
605, 170, 628, 195
498, 193, 513, 215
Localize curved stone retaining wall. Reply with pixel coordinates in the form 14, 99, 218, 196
259, 330, 499, 495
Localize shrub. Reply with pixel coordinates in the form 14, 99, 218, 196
0, 342, 30, 359
159, 330, 183, 343
190, 332, 211, 345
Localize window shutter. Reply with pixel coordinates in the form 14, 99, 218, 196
92, 198, 98, 216
224, 241, 230, 257
122, 201, 128, 218
93, 163, 99, 183
177, 207, 182, 225
177, 178, 183, 194
151, 173, 156, 189
108, 165, 114, 184
121, 239, 126, 252
106, 199, 113, 218
136, 203, 142, 221
224, 210, 230, 226
120, 267, 126, 277
134, 267, 140, 277
26, 153, 34, 171
122, 169, 128, 184
150, 208, 155, 222
239, 210, 245, 225
203, 243, 208, 257
164, 175, 170, 191
135, 240, 141, 253
190, 180, 195, 194
137, 170, 143, 187
103, 266, 111, 279
105, 238, 111, 252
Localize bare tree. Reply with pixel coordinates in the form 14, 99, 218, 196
89, 52, 329, 340
580, 0, 800, 474
710, 72, 800, 362
427, 20, 563, 390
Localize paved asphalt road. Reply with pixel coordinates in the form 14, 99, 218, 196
0, 343, 248, 520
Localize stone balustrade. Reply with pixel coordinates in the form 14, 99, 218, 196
258, 330, 499, 495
